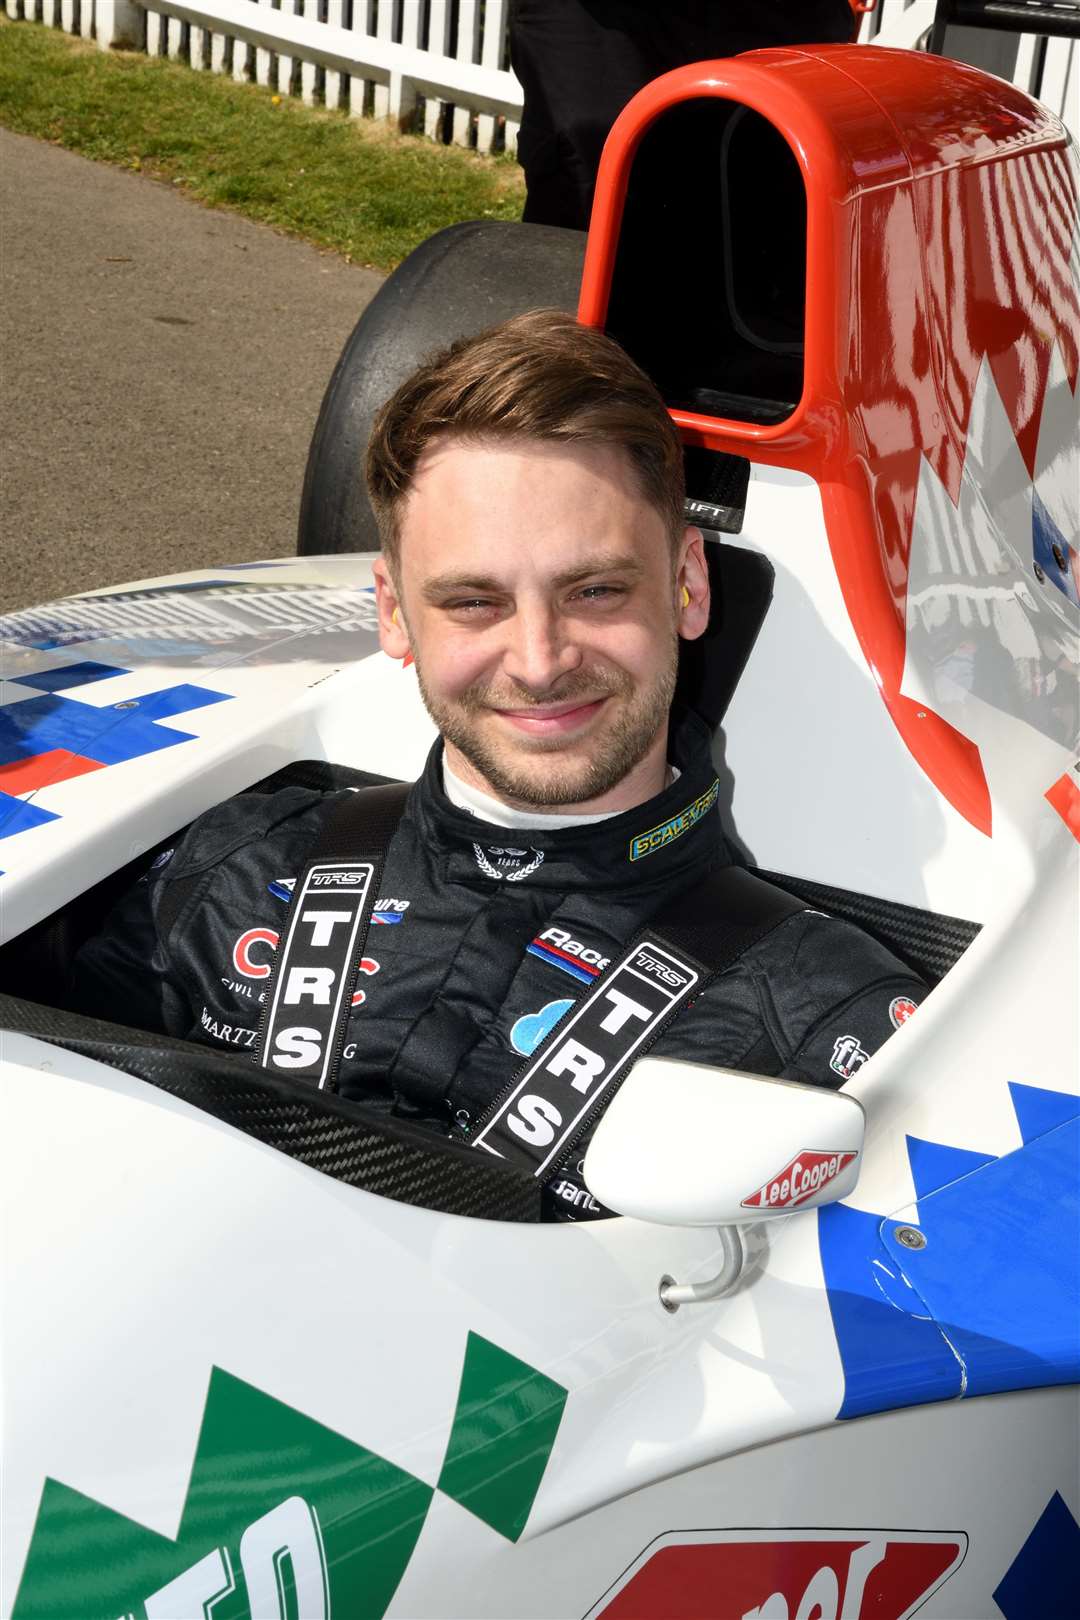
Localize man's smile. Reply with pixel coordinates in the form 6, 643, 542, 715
492, 697, 608, 736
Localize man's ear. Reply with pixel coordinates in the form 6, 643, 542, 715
676, 527, 711, 641
372, 556, 411, 661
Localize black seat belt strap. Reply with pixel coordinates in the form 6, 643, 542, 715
254, 781, 410, 1090
470, 866, 805, 1178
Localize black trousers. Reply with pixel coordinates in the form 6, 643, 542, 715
509, 0, 854, 230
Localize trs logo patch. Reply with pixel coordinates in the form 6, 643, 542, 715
628, 778, 719, 861
741, 1149, 858, 1212
475, 939, 698, 1175
585, 1528, 968, 1620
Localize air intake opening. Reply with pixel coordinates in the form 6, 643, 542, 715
605, 100, 807, 429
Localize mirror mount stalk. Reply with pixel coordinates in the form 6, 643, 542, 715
659, 1224, 745, 1312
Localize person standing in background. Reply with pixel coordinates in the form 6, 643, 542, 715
509, 0, 856, 231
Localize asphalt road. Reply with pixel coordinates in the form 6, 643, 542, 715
0, 127, 383, 614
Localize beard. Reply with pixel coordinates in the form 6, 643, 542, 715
414, 643, 679, 809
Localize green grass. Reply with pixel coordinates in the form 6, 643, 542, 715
0, 16, 524, 269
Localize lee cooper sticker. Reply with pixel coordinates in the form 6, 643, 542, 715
741, 1149, 858, 1211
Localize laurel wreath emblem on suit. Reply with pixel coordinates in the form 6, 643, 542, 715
472, 845, 546, 882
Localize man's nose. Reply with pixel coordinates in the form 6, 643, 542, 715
501, 602, 581, 693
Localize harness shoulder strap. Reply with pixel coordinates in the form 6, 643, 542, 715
654, 863, 806, 973
254, 781, 410, 1090
472, 864, 805, 1179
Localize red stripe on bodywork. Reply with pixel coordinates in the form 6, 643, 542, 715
0, 750, 105, 793
1046, 773, 1080, 843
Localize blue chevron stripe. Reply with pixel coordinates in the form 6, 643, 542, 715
821, 1082, 1080, 1419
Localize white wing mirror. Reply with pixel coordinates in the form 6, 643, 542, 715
583, 1057, 865, 1228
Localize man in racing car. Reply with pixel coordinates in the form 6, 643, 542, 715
71, 310, 927, 1218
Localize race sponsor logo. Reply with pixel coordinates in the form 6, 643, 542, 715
741, 1149, 858, 1211
472, 844, 545, 882
200, 1007, 259, 1049
584, 1528, 968, 1620
549, 1177, 602, 1215
628, 778, 719, 862
889, 996, 918, 1028
234, 927, 279, 980
474, 938, 699, 1175
351, 956, 379, 1006
371, 897, 410, 925
511, 999, 574, 1057
527, 927, 610, 984
830, 1034, 870, 1080
258, 861, 375, 1086
269, 879, 407, 925
233, 927, 377, 1003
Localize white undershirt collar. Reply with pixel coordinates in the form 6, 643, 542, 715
442, 758, 679, 830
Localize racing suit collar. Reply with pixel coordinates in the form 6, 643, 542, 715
421, 710, 728, 892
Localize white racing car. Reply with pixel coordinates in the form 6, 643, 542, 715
2, 41, 1078, 1620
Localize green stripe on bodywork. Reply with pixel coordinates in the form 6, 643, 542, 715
13, 1368, 433, 1620
13, 1336, 568, 1618
437, 1331, 568, 1542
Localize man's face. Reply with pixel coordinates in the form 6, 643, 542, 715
373, 437, 708, 813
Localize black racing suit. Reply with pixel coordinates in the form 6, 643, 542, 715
71, 714, 927, 1217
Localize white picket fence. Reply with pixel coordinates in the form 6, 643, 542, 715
6, 0, 1077, 152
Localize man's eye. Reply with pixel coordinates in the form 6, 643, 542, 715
574, 584, 624, 603
445, 598, 498, 614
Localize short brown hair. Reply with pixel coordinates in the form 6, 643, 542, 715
365, 309, 684, 567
